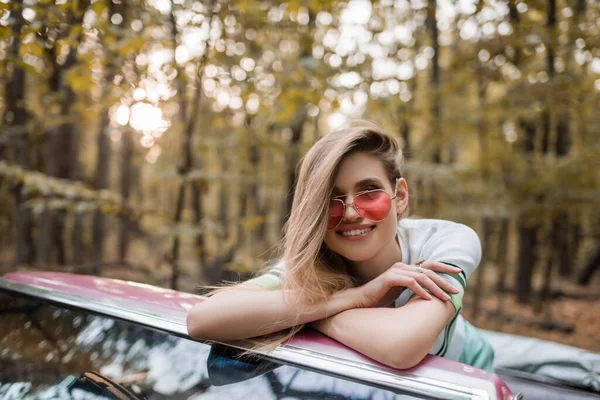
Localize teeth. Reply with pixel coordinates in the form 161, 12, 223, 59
341, 227, 374, 237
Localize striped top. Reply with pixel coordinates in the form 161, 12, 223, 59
247, 218, 494, 371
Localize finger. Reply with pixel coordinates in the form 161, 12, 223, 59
391, 275, 431, 300
421, 261, 462, 274
404, 271, 450, 301
391, 262, 409, 271
423, 270, 460, 294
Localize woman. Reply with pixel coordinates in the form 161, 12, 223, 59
187, 120, 494, 371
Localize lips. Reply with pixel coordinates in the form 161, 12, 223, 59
336, 225, 376, 240
336, 224, 376, 233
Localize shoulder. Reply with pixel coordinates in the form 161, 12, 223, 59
242, 259, 285, 290
398, 218, 479, 244
399, 218, 481, 278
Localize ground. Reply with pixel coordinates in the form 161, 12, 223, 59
464, 286, 600, 353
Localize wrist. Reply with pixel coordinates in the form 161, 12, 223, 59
325, 287, 360, 317
339, 287, 362, 310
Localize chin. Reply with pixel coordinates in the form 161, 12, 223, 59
340, 251, 378, 262
324, 240, 379, 262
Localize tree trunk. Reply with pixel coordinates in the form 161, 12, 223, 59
472, 55, 489, 321
37, 46, 61, 265
118, 131, 133, 262
169, 0, 215, 289
191, 182, 206, 268
282, 113, 307, 227
248, 118, 265, 248
91, 118, 111, 268
91, 0, 123, 267
170, 183, 186, 289
217, 155, 229, 255
473, 217, 493, 321
399, 109, 411, 159
567, 219, 582, 276
515, 118, 538, 304
516, 224, 537, 304
538, 0, 572, 307
507, 0, 539, 304
427, 0, 441, 164
38, 2, 88, 266
4, 0, 34, 265
71, 213, 85, 266
54, 210, 67, 265
507, 0, 521, 64
494, 216, 510, 329
538, 218, 558, 313
495, 217, 510, 292
577, 244, 600, 285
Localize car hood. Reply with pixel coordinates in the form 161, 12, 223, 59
0, 271, 516, 400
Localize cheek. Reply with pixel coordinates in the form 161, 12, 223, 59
378, 214, 398, 239
323, 230, 336, 249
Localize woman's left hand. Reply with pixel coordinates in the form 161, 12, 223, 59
354, 261, 461, 309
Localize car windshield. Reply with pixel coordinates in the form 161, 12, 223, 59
0, 291, 422, 399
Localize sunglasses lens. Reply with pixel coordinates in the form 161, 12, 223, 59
328, 200, 344, 230
354, 191, 391, 221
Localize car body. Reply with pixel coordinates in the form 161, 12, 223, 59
0, 271, 597, 399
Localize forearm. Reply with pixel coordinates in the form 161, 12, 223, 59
313, 298, 454, 369
187, 288, 358, 341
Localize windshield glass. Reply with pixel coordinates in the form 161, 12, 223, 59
0, 291, 422, 399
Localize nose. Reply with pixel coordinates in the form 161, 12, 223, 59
343, 198, 362, 221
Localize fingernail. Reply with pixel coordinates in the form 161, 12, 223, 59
452, 288, 460, 293
426, 294, 432, 300
445, 294, 451, 300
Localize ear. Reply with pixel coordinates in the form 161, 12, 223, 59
395, 178, 409, 217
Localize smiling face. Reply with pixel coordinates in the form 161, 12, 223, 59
323, 151, 408, 263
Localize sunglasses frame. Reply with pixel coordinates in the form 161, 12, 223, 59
328, 180, 399, 231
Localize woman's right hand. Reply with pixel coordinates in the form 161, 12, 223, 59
352, 261, 462, 308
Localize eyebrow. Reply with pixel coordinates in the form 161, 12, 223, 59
333, 177, 384, 195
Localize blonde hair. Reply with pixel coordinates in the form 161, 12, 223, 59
246, 119, 404, 351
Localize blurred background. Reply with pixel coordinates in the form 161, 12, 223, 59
0, 0, 598, 352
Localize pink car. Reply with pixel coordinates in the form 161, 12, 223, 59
0, 271, 598, 399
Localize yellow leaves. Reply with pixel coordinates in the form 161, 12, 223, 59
68, 25, 82, 41
274, 88, 311, 123
291, 70, 305, 82
275, 103, 297, 123
14, 172, 25, 185
104, 33, 117, 47
99, 203, 121, 215
240, 216, 264, 230
118, 36, 146, 56
309, 0, 322, 12
329, 98, 340, 110
286, 0, 303, 14
66, 65, 95, 94
0, 26, 10, 41
234, 0, 260, 14
20, 40, 44, 58
527, 9, 545, 23
309, 0, 339, 12
91, 0, 107, 17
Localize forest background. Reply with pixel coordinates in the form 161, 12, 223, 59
1, 0, 599, 352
